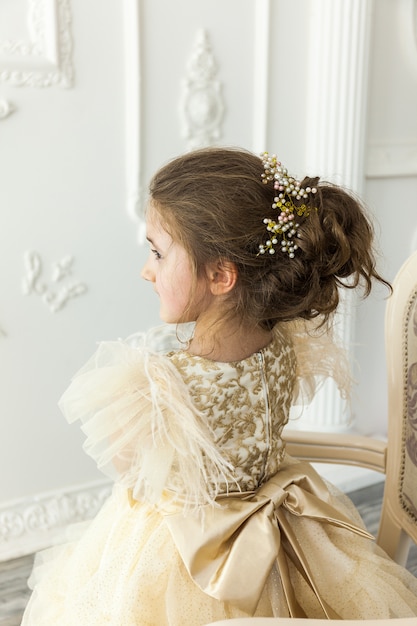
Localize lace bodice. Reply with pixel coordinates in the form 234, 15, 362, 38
168, 326, 296, 492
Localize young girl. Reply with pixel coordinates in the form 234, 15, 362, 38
23, 147, 417, 624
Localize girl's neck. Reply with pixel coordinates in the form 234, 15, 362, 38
187, 317, 273, 362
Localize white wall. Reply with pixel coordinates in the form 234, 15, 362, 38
0, 0, 415, 557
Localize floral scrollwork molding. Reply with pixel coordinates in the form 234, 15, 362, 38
0, 99, 16, 120
0, 0, 74, 88
22, 250, 88, 313
181, 29, 224, 150
0, 481, 111, 560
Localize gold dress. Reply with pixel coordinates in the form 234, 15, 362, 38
22, 324, 417, 625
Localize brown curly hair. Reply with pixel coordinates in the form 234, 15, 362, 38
149, 146, 390, 330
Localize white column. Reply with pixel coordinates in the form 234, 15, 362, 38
294, 0, 374, 431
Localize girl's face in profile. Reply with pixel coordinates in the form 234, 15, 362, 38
141, 205, 209, 324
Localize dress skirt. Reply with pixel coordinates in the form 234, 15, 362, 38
22, 466, 417, 625
21, 330, 417, 624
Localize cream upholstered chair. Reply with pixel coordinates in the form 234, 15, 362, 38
204, 251, 417, 626
377, 249, 417, 564
285, 249, 417, 566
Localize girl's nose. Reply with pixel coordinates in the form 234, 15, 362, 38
141, 260, 154, 282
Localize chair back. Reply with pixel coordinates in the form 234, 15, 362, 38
378, 249, 417, 563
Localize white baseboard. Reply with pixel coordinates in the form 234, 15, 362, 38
0, 479, 111, 562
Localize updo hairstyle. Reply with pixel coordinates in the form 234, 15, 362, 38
149, 147, 390, 330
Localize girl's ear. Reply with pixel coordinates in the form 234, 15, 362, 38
205, 259, 238, 295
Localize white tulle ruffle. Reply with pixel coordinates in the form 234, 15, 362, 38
58, 325, 233, 508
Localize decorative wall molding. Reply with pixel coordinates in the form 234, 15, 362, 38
366, 142, 417, 178
0, 99, 16, 119
0, 0, 74, 88
0, 480, 111, 561
181, 29, 224, 150
123, 0, 145, 241
22, 250, 87, 313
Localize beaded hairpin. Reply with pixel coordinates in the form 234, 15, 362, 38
258, 152, 317, 258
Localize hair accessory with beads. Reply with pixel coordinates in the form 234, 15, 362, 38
258, 152, 317, 258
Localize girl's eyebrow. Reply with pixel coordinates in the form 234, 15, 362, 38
146, 233, 173, 253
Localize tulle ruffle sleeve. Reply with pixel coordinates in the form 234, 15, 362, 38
284, 317, 352, 406
58, 326, 232, 508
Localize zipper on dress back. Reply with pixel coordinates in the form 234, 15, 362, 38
257, 351, 272, 484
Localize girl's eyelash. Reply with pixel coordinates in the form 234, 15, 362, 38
151, 248, 162, 259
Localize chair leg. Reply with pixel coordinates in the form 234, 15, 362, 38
377, 509, 411, 566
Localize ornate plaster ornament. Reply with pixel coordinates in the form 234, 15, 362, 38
0, 0, 74, 88
0, 481, 111, 560
0, 99, 16, 119
181, 29, 224, 149
22, 250, 87, 313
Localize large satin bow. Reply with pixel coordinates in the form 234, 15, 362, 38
163, 460, 374, 618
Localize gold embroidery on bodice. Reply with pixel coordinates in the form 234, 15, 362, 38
168, 326, 296, 492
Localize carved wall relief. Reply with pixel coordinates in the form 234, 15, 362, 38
22, 250, 87, 312
0, 0, 74, 88
0, 99, 16, 119
181, 29, 224, 150
0, 481, 111, 560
